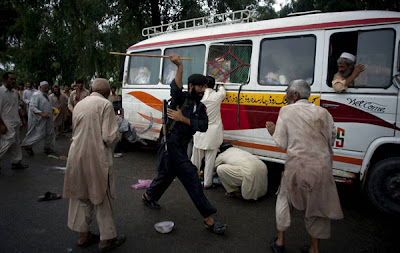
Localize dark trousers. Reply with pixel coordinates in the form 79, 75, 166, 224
146, 140, 217, 218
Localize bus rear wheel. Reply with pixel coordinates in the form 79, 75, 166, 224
366, 157, 400, 215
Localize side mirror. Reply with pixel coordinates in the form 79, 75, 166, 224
392, 74, 400, 89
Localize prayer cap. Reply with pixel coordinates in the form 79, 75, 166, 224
339, 52, 356, 62
39, 81, 49, 87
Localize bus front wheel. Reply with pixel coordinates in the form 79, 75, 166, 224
366, 157, 400, 215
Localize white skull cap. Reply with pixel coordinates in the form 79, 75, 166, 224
339, 52, 356, 62
39, 81, 49, 86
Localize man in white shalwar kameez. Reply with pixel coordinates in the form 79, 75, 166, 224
214, 143, 268, 200
63, 78, 125, 251
0, 72, 28, 170
21, 81, 55, 155
191, 77, 226, 188
266, 80, 343, 253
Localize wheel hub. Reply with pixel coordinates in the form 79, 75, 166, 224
385, 172, 400, 202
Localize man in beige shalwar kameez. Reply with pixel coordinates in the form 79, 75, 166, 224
214, 143, 268, 200
63, 78, 125, 251
49, 85, 68, 134
266, 80, 343, 253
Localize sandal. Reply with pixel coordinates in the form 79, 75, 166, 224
225, 192, 243, 200
37, 192, 61, 202
77, 231, 100, 246
204, 220, 227, 234
270, 237, 285, 253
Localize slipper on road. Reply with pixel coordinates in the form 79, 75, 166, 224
37, 192, 61, 202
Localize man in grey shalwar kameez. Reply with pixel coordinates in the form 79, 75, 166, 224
21, 81, 55, 155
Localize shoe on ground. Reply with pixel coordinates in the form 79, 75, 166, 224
24, 147, 34, 156
270, 237, 285, 253
142, 194, 161, 210
114, 153, 122, 158
98, 235, 126, 252
11, 162, 28, 170
77, 231, 100, 247
204, 220, 227, 235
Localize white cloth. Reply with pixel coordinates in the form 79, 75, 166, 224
21, 91, 55, 148
0, 86, 23, 163
192, 86, 226, 187
193, 87, 226, 149
215, 147, 268, 200
22, 88, 37, 107
272, 99, 343, 219
191, 148, 219, 187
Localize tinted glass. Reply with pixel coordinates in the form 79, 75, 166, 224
128, 50, 161, 84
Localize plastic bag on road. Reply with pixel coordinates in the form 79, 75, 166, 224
131, 179, 153, 189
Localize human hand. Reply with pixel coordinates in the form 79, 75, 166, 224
354, 64, 366, 76
41, 113, 50, 119
0, 124, 7, 135
265, 121, 276, 136
167, 108, 183, 122
170, 54, 182, 66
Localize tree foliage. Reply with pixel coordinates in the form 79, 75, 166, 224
0, 0, 399, 87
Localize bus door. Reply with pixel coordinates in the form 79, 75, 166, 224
321, 26, 398, 173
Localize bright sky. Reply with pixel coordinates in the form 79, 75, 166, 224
272, 0, 289, 11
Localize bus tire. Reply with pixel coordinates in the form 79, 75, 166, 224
365, 157, 400, 215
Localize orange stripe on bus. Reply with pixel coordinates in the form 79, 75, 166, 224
134, 126, 160, 133
225, 139, 363, 166
137, 112, 162, 124
127, 91, 163, 111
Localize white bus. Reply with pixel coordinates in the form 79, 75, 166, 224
120, 10, 400, 214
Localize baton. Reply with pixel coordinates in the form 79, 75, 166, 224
109, 52, 193, 60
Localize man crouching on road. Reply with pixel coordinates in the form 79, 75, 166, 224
266, 79, 343, 253
142, 54, 227, 234
63, 78, 125, 251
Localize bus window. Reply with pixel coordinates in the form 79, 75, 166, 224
207, 41, 252, 84
162, 45, 206, 84
327, 29, 395, 88
128, 50, 161, 85
259, 35, 316, 86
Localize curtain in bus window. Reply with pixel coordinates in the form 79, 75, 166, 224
259, 36, 316, 86
163, 45, 206, 84
128, 50, 161, 84
207, 42, 252, 84
356, 29, 394, 88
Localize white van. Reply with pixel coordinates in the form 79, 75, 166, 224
120, 10, 400, 214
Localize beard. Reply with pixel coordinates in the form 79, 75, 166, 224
54, 91, 61, 96
190, 88, 203, 104
339, 68, 352, 77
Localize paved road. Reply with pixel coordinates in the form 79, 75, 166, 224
0, 134, 399, 253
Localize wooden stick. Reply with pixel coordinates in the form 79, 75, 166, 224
109, 52, 193, 60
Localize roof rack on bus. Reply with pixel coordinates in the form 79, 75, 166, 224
287, 10, 322, 17
142, 9, 255, 38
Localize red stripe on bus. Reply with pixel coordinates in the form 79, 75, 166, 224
129, 18, 400, 49
226, 139, 363, 166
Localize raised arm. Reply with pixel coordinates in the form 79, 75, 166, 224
169, 54, 183, 89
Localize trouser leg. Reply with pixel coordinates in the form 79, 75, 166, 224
68, 198, 94, 233
95, 188, 117, 240
203, 149, 218, 187
304, 216, 331, 239
276, 182, 291, 232
146, 144, 176, 202
190, 147, 204, 174
10, 127, 22, 163
176, 159, 217, 218
216, 165, 243, 193
44, 121, 55, 149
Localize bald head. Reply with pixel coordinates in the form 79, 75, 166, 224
91, 78, 110, 98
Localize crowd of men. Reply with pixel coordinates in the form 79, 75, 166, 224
1, 52, 358, 253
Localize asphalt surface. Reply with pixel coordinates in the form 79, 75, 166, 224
0, 133, 399, 253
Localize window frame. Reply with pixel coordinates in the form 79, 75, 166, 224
127, 49, 162, 85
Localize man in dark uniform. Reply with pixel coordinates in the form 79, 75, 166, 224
142, 54, 227, 234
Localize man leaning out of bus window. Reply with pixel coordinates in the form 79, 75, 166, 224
332, 52, 365, 93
